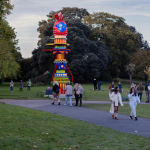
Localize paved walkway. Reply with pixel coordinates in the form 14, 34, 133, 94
0, 99, 150, 138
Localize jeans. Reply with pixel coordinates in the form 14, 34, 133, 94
28, 86, 30, 91
10, 87, 13, 92
146, 91, 149, 102
98, 85, 101, 91
65, 95, 72, 106
138, 93, 142, 101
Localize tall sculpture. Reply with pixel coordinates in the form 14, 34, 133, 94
42, 12, 73, 94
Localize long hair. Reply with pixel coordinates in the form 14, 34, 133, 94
114, 87, 118, 94
138, 82, 142, 88
53, 81, 58, 86
129, 87, 137, 96
74, 83, 78, 90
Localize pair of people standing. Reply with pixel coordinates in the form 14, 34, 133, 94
74, 83, 83, 107
52, 81, 74, 106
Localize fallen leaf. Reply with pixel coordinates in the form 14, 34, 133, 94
57, 141, 60, 144
46, 133, 49, 135
33, 145, 37, 147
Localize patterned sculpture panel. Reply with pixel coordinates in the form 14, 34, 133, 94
42, 12, 73, 94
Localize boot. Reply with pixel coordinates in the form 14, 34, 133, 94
58, 102, 60, 105
51, 102, 54, 105
115, 117, 119, 120
112, 115, 114, 119
135, 117, 138, 121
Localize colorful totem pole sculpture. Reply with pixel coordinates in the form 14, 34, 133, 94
42, 12, 73, 94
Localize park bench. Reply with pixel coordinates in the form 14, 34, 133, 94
122, 97, 129, 101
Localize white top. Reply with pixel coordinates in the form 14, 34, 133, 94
128, 93, 140, 103
109, 92, 124, 106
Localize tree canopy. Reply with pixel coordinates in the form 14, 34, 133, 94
0, 0, 20, 79
130, 50, 150, 80
83, 12, 141, 78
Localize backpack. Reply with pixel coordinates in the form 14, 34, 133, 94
55, 85, 59, 93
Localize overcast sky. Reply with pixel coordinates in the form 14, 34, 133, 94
7, 0, 150, 58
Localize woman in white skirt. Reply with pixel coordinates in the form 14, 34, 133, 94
109, 87, 124, 119
128, 87, 140, 120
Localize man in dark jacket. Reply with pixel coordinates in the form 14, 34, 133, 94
145, 81, 150, 103
93, 79, 97, 91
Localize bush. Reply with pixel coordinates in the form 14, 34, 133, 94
113, 78, 122, 82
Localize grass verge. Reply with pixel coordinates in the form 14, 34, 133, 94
0, 103, 150, 149
82, 104, 150, 119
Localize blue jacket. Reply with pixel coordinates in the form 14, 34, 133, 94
145, 83, 150, 91
118, 83, 122, 88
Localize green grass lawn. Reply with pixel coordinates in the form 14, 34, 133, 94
83, 104, 150, 119
0, 103, 150, 150
0, 81, 147, 101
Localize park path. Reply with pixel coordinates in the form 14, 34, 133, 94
0, 99, 150, 138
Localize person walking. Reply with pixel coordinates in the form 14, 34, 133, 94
76, 84, 83, 107
145, 81, 150, 103
64, 82, 73, 107
109, 87, 124, 120
10, 80, 14, 92
52, 81, 60, 105
137, 82, 144, 102
27, 79, 32, 91
128, 87, 140, 120
19, 80, 23, 91
93, 79, 97, 91
74, 83, 79, 106
98, 82, 103, 91
118, 81, 122, 93
109, 81, 115, 94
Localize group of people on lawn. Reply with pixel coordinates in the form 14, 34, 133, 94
109, 80, 150, 121
51, 81, 83, 107
9, 79, 32, 92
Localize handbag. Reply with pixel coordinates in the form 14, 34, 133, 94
76, 90, 80, 95
110, 103, 114, 114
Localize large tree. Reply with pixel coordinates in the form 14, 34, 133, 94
0, 1, 20, 79
129, 26, 149, 50
83, 12, 140, 78
130, 50, 150, 80
32, 8, 111, 82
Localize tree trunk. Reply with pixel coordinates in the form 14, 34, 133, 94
129, 75, 132, 85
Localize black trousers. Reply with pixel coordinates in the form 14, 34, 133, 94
76, 94, 82, 106
94, 85, 97, 90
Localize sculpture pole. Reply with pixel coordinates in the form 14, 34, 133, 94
42, 12, 73, 94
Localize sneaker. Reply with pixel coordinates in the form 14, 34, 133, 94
51, 102, 54, 105
135, 117, 138, 121
115, 117, 119, 120
64, 104, 67, 106
58, 102, 60, 105
129, 116, 133, 120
